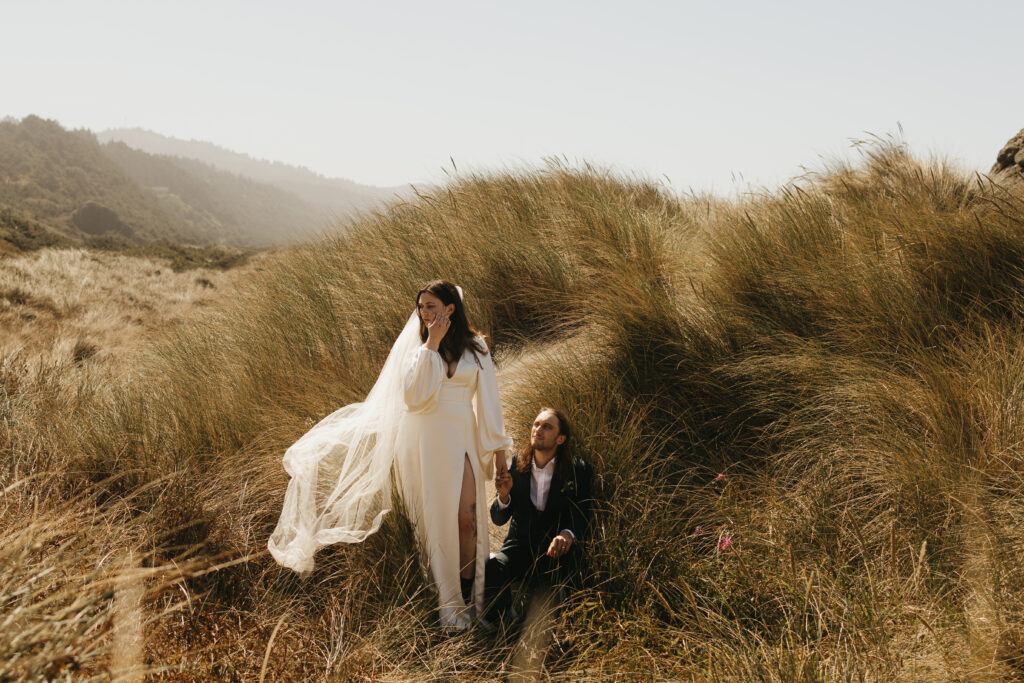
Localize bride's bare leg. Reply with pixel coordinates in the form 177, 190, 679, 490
458, 454, 476, 580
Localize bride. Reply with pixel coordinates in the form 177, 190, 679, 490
268, 280, 511, 630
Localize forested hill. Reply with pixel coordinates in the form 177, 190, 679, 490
1, 116, 208, 247
0, 116, 353, 251
97, 127, 400, 216
100, 141, 325, 246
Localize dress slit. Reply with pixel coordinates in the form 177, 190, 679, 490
395, 341, 509, 629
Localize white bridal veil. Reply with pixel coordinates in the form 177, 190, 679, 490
268, 311, 422, 573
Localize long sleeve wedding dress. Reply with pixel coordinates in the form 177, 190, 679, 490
396, 337, 512, 628
268, 309, 511, 631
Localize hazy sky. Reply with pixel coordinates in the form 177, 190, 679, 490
5, 0, 1023, 192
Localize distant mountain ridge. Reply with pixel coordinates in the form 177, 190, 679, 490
0, 116, 401, 252
101, 141, 325, 246
97, 127, 402, 216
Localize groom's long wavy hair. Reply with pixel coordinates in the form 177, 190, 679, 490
517, 407, 576, 481
416, 280, 487, 365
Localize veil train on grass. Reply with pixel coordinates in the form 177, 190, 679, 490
268, 311, 420, 573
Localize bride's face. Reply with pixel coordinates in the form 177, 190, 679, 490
417, 292, 454, 324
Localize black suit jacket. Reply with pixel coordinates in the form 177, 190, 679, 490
490, 453, 593, 557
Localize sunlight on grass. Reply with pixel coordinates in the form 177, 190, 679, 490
5, 147, 1024, 679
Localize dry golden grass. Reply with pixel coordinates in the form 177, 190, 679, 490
0, 247, 255, 681
8, 146, 1024, 680
0, 247, 251, 371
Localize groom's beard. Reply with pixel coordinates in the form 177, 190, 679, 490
531, 444, 557, 460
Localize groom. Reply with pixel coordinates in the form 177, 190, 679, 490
484, 407, 593, 623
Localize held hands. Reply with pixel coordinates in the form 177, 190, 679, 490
547, 531, 573, 559
495, 468, 512, 504
494, 450, 508, 478
425, 309, 451, 350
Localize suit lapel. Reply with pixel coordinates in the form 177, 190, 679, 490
541, 470, 565, 526
510, 462, 569, 539
513, 468, 531, 509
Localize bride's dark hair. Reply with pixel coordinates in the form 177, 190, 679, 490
416, 280, 487, 364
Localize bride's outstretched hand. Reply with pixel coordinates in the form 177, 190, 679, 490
494, 450, 508, 477
495, 469, 512, 504
425, 310, 450, 350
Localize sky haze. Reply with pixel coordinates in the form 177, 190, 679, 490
5, 0, 1022, 192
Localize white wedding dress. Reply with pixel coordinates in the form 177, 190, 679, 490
396, 338, 512, 628
267, 311, 511, 630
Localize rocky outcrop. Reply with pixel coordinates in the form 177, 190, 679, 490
992, 129, 1024, 186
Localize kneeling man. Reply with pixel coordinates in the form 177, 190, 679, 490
485, 407, 593, 622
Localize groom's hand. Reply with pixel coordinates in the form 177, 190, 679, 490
546, 531, 573, 558
495, 470, 512, 504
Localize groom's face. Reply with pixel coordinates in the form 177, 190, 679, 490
530, 410, 566, 452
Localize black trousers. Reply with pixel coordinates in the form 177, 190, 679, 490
483, 542, 582, 622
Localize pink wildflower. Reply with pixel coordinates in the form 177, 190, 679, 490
717, 537, 732, 551
714, 473, 726, 483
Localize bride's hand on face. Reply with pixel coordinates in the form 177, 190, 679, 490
425, 308, 450, 350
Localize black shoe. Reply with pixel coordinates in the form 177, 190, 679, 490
461, 576, 473, 603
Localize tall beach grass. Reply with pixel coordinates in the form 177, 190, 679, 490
7, 144, 1024, 679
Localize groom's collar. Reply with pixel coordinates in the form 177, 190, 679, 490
532, 456, 556, 474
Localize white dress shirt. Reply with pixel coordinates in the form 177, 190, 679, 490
496, 456, 575, 540
530, 456, 556, 511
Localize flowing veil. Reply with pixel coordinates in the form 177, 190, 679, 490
268, 311, 421, 573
